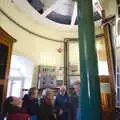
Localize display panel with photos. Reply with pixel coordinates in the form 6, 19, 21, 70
38, 65, 64, 89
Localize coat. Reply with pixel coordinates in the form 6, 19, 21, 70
7, 113, 31, 120
23, 94, 39, 116
54, 93, 69, 120
39, 97, 55, 120
70, 92, 80, 120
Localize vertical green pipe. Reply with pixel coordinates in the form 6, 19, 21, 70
77, 0, 101, 120
64, 39, 69, 89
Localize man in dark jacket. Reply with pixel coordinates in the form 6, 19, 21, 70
55, 86, 69, 120
70, 90, 79, 120
70, 81, 80, 120
39, 89, 56, 120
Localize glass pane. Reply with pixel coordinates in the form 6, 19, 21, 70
69, 42, 80, 75
117, 73, 120, 86
9, 68, 22, 77
117, 88, 120, 106
8, 80, 22, 97
118, 21, 120, 35
68, 40, 109, 76
96, 38, 109, 75
0, 85, 3, 111
0, 44, 9, 79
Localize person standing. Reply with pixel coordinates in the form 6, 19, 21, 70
54, 86, 69, 120
23, 87, 39, 119
39, 89, 55, 120
70, 81, 80, 120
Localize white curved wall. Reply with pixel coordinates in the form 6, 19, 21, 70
0, 0, 104, 66
0, 0, 64, 66
0, 10, 64, 86
100, 0, 117, 17
0, 0, 78, 40
0, 0, 115, 86
0, 15, 64, 66
0, 0, 104, 40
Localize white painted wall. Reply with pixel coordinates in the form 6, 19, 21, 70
100, 0, 117, 17
0, 9, 64, 66
0, 0, 103, 66
0, 0, 78, 39
0, 0, 104, 86
0, 0, 103, 39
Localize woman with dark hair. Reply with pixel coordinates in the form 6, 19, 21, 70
22, 87, 39, 119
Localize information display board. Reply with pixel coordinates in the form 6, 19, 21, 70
38, 66, 64, 88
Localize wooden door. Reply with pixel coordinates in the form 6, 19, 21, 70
0, 27, 16, 110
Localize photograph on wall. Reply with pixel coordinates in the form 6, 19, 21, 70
69, 64, 80, 75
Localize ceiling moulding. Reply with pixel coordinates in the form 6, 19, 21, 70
0, 7, 63, 43
0, 7, 103, 42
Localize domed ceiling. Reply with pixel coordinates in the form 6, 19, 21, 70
27, 0, 102, 25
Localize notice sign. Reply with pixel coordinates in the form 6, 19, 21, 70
100, 83, 111, 94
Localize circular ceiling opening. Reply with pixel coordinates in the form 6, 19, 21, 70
27, 0, 102, 25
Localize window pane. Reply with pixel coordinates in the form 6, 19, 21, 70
0, 44, 8, 79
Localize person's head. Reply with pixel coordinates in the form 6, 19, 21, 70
59, 85, 66, 96
10, 97, 23, 108
29, 87, 38, 99
2, 96, 23, 114
42, 88, 51, 97
73, 81, 80, 95
42, 89, 52, 104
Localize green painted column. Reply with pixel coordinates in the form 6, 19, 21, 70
77, 0, 101, 120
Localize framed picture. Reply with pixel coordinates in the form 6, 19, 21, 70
38, 65, 64, 89
69, 64, 80, 75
